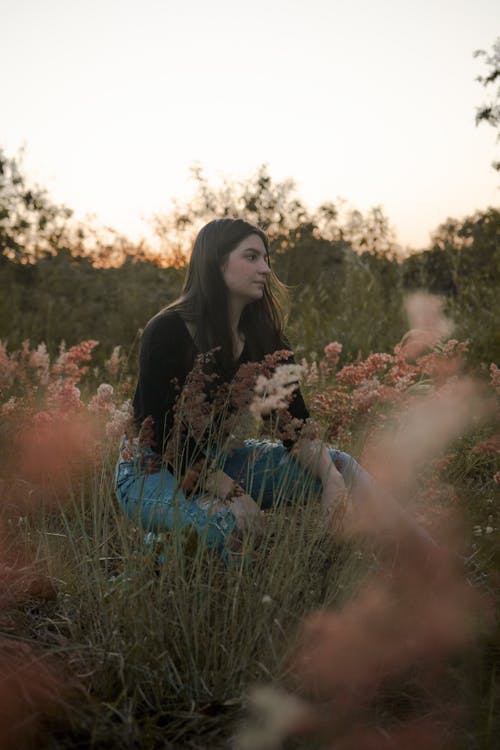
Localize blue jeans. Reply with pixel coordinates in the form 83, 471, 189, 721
114, 439, 367, 555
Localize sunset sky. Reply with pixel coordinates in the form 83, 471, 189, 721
1, 0, 498, 251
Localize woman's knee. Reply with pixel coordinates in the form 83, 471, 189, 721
118, 477, 237, 554
328, 449, 366, 491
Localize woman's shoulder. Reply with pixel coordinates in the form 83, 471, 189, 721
143, 308, 184, 332
141, 309, 191, 346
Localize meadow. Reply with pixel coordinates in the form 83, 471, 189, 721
0, 157, 498, 747
0, 292, 498, 749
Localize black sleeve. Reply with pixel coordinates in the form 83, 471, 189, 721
133, 312, 206, 474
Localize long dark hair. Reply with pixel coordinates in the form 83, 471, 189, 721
167, 218, 288, 374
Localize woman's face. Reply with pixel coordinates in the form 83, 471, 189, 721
221, 234, 271, 304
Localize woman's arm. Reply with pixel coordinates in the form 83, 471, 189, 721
133, 312, 205, 471
204, 468, 264, 540
292, 439, 347, 515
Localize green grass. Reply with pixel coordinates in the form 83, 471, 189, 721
3, 436, 496, 750
8, 450, 367, 749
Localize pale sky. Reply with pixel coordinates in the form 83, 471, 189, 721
1, 0, 498, 250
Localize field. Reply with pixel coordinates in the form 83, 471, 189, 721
0, 291, 498, 750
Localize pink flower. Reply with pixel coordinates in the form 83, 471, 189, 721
105, 346, 124, 380
490, 364, 500, 396
1, 397, 17, 415
52, 340, 99, 383
29, 343, 50, 385
323, 341, 342, 367
471, 434, 500, 455
88, 383, 115, 414
337, 353, 393, 386
351, 378, 384, 412
46, 381, 83, 413
105, 401, 133, 439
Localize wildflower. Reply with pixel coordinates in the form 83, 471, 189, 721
52, 340, 99, 383
174, 352, 218, 443
105, 345, 123, 380
105, 400, 132, 439
494, 471, 500, 484
321, 341, 342, 370
138, 415, 156, 450
1, 397, 17, 415
336, 352, 393, 386
303, 359, 319, 386
350, 378, 384, 413
472, 434, 500, 455
88, 383, 115, 414
250, 363, 305, 417
28, 342, 50, 385
234, 686, 313, 750
180, 458, 205, 495
46, 380, 83, 412
324, 341, 342, 361
490, 363, 500, 396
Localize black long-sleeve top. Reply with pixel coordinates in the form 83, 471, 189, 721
133, 310, 309, 466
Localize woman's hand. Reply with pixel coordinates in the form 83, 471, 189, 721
204, 468, 264, 547
292, 439, 348, 518
292, 439, 342, 485
227, 493, 265, 543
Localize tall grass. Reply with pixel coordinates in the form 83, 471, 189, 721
1, 302, 498, 748
21, 450, 365, 748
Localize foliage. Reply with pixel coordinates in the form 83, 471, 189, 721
402, 207, 500, 365
1, 148, 497, 369
0, 147, 151, 267
151, 163, 401, 265
0, 147, 74, 263
474, 37, 500, 171
0, 248, 184, 366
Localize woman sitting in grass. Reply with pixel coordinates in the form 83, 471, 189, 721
114, 218, 428, 556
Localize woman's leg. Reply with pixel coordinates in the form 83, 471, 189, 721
219, 441, 353, 509
220, 441, 435, 546
114, 446, 236, 554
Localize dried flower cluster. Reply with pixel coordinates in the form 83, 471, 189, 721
305, 337, 473, 446
168, 349, 304, 463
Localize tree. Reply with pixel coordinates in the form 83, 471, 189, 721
0, 147, 74, 263
474, 37, 500, 171
150, 163, 313, 264
0, 147, 150, 267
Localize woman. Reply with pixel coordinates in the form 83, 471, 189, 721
114, 218, 421, 556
